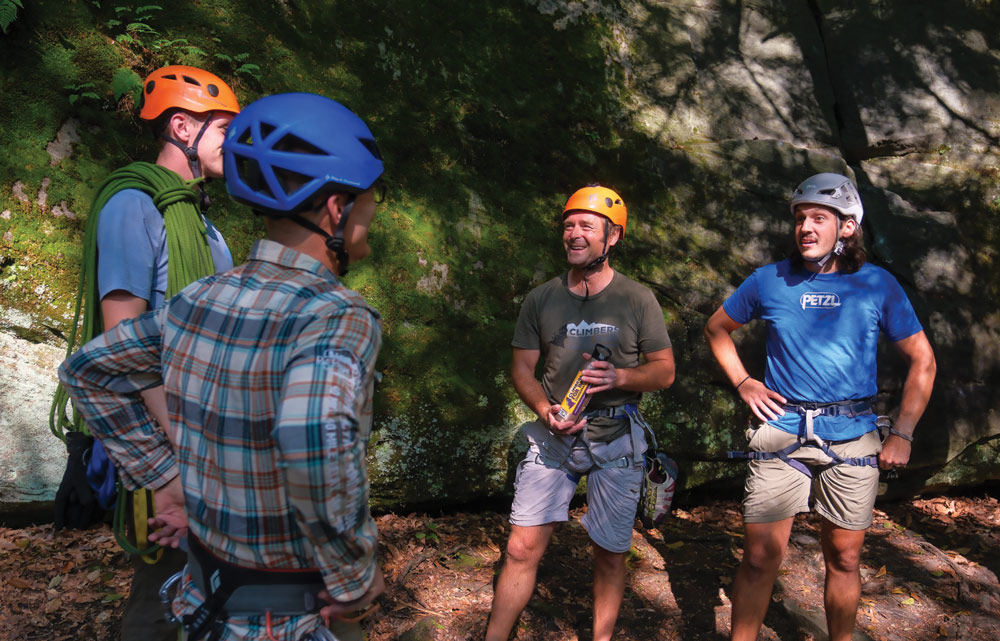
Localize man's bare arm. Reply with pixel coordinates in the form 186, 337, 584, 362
704, 306, 786, 422
879, 331, 936, 469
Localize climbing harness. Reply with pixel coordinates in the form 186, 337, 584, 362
161, 535, 327, 641
728, 399, 880, 476
534, 403, 679, 526
535, 403, 640, 472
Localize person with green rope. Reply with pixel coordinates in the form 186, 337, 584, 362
50, 65, 241, 641
59, 92, 386, 641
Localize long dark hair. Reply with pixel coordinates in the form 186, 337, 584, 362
790, 217, 867, 274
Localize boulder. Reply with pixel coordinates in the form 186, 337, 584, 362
0, 0, 997, 514
0, 323, 66, 517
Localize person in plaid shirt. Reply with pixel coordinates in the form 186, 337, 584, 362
59, 93, 387, 641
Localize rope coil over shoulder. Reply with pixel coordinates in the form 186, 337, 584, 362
50, 161, 218, 557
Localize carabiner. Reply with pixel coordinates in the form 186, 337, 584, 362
159, 570, 185, 624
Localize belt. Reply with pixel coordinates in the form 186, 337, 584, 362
584, 403, 637, 419
781, 398, 873, 419
178, 534, 326, 641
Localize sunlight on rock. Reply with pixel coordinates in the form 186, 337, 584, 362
969, 314, 1000, 380
416, 262, 449, 293
36, 177, 49, 209
456, 190, 486, 239
914, 246, 973, 295
12, 181, 29, 205
46, 118, 81, 167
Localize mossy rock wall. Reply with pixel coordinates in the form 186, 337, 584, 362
1, 1, 998, 513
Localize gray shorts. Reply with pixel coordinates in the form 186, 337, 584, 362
509, 421, 646, 553
742, 422, 882, 530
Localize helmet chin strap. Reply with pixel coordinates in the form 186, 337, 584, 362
161, 111, 216, 210
802, 217, 847, 268
580, 220, 613, 300
803, 239, 844, 268
289, 196, 356, 276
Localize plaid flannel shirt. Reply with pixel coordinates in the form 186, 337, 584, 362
59, 240, 382, 639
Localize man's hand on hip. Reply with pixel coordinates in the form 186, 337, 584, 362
738, 378, 787, 423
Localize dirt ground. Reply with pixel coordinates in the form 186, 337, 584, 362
1, 494, 998, 641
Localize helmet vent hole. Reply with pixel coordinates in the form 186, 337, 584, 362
276, 133, 326, 156
274, 167, 314, 198
181, 75, 201, 86
359, 138, 383, 160
259, 122, 277, 139
605, 197, 613, 208
237, 129, 254, 145
163, 74, 177, 80
236, 156, 270, 197
145, 81, 155, 94
207, 84, 219, 97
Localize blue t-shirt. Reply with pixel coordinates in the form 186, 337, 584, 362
96, 189, 233, 309
722, 259, 923, 440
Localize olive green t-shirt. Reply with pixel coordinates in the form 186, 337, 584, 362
512, 271, 672, 440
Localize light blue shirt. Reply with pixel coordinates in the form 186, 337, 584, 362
96, 189, 233, 309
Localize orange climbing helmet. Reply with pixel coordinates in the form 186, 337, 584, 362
562, 185, 627, 237
138, 65, 240, 121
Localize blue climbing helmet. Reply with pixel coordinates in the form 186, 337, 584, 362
222, 92, 384, 275
223, 92, 383, 216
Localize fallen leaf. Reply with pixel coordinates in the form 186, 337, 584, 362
10, 577, 34, 589
48, 574, 64, 589
875, 565, 887, 578
901, 597, 915, 606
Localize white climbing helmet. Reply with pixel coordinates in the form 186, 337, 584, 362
790, 173, 864, 225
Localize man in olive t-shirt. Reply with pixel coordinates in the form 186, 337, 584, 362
485, 185, 675, 641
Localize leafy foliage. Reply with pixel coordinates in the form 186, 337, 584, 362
0, 0, 22, 34
110, 67, 142, 103
64, 82, 101, 105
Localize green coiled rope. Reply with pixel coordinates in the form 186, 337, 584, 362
49, 161, 218, 558
50, 161, 216, 438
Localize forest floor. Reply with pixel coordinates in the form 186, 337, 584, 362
1, 494, 998, 641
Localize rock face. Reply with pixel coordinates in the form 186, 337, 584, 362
0, 326, 67, 514
0, 0, 997, 515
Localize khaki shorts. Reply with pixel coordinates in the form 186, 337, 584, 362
742, 422, 882, 530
